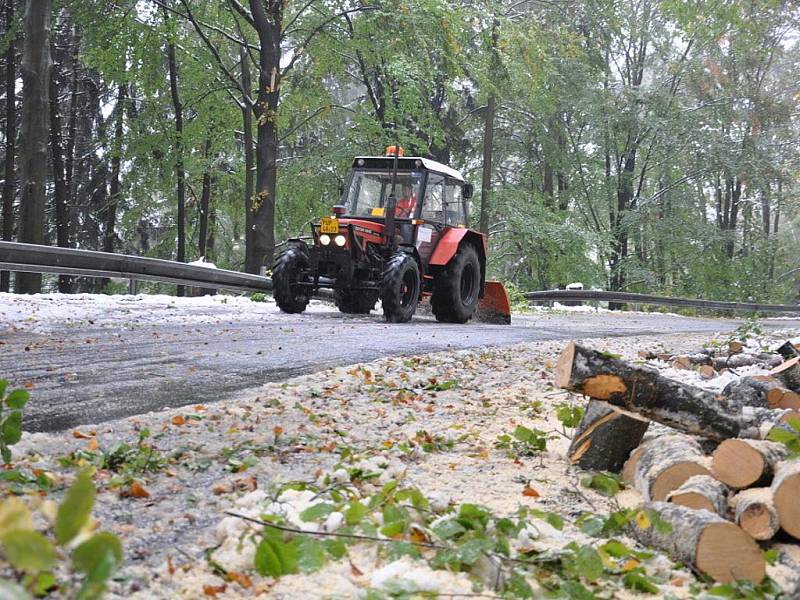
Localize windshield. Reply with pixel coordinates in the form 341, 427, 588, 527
343, 170, 424, 218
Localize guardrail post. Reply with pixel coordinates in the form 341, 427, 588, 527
128, 278, 138, 295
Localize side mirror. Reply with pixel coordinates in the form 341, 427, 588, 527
463, 183, 474, 199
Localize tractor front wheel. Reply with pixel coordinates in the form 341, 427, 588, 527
273, 246, 311, 314
334, 287, 378, 315
431, 244, 481, 323
380, 253, 420, 323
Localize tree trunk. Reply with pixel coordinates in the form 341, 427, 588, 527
711, 439, 789, 489
49, 38, 70, 292
198, 138, 212, 260
1, 0, 17, 292
103, 83, 125, 258
479, 89, 495, 237
165, 17, 185, 295
566, 399, 649, 472
666, 474, 729, 516
479, 18, 498, 239
241, 45, 257, 274
630, 502, 765, 584
17, 0, 52, 294
249, 0, 282, 273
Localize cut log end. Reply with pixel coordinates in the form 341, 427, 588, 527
668, 491, 715, 513
772, 462, 800, 540
740, 504, 776, 541
652, 462, 710, 502
711, 440, 766, 489
696, 522, 766, 584
554, 342, 577, 389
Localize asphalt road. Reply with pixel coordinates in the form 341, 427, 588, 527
3, 296, 798, 432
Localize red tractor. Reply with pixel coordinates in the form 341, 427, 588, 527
272, 148, 510, 324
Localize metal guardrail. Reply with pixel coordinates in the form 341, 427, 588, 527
2, 242, 798, 314
524, 289, 800, 314
0, 241, 272, 293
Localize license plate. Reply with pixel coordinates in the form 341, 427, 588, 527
320, 217, 339, 234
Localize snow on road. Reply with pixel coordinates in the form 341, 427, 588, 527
0, 292, 335, 334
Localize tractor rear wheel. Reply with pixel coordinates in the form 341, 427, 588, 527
380, 253, 420, 323
273, 246, 311, 314
431, 244, 481, 323
334, 287, 378, 314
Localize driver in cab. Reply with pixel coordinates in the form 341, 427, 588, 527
394, 183, 417, 218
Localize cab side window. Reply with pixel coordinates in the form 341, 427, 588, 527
445, 181, 467, 226
421, 175, 445, 222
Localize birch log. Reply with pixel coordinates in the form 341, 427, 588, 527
567, 400, 649, 472
771, 460, 800, 540
666, 475, 728, 516
770, 358, 800, 392
555, 343, 741, 440
732, 488, 780, 541
711, 439, 789, 489
721, 376, 800, 412
739, 407, 800, 440
631, 502, 765, 584
634, 434, 711, 501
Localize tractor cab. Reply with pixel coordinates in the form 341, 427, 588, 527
272, 148, 509, 324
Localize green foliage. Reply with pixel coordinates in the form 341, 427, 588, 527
580, 472, 624, 497
0, 381, 29, 464
0, 471, 122, 598
555, 403, 585, 429
250, 293, 268, 303
766, 417, 800, 458
495, 425, 548, 457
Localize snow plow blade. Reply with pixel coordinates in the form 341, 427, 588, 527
475, 281, 511, 324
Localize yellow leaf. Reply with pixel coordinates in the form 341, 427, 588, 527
0, 497, 32, 537
622, 558, 640, 572
635, 511, 651, 530
87, 438, 99, 452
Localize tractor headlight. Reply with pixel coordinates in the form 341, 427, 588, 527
319, 234, 331, 246
334, 235, 346, 247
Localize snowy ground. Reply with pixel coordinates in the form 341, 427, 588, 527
0, 292, 340, 335
3, 323, 800, 598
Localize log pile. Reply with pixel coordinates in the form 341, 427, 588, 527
556, 340, 800, 585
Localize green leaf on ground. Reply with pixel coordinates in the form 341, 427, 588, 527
1, 530, 56, 573
55, 470, 96, 545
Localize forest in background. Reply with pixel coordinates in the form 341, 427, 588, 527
0, 0, 798, 302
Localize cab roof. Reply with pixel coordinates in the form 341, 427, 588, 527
352, 156, 465, 183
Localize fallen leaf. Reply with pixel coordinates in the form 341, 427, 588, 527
522, 485, 540, 498
273, 425, 284, 438
635, 511, 651, 530
171, 415, 186, 426
212, 481, 233, 495
23, 381, 35, 389
233, 476, 257, 492
72, 430, 92, 439
129, 481, 151, 499
203, 584, 227, 597
227, 572, 252, 588
670, 576, 686, 587
87, 438, 99, 452
350, 561, 364, 577
622, 558, 639, 572
166, 555, 176, 576
194, 404, 206, 412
